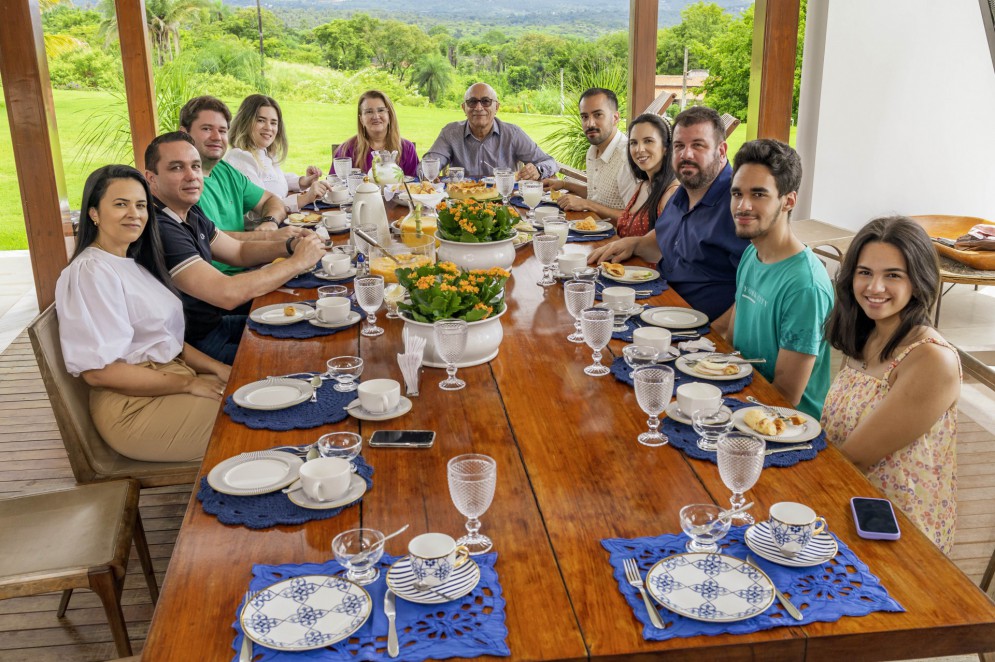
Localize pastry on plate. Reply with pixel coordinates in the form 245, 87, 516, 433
744, 409, 787, 436
599, 262, 625, 278
447, 181, 500, 201
692, 359, 740, 376
573, 217, 600, 231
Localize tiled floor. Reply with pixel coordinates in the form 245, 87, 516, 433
0, 251, 38, 354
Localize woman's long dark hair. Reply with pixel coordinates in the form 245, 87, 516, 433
625, 113, 676, 219
824, 215, 940, 363
74, 165, 178, 296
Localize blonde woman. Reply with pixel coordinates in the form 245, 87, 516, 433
225, 94, 328, 212
334, 90, 419, 177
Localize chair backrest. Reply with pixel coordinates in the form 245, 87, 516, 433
721, 113, 741, 138
644, 91, 677, 118
28, 305, 199, 487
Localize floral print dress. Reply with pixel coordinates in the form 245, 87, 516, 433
821, 337, 959, 553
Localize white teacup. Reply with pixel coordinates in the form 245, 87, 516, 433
321, 253, 351, 276
557, 253, 586, 275
298, 457, 351, 502
602, 286, 636, 307
632, 327, 672, 354
676, 382, 722, 417
315, 296, 350, 323
322, 211, 348, 231
769, 502, 828, 557
325, 186, 349, 204
357, 378, 401, 414
408, 533, 470, 587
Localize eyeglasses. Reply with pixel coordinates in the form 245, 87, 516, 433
361, 107, 388, 117
464, 98, 495, 108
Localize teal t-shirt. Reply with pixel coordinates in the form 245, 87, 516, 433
199, 160, 265, 274
733, 244, 833, 418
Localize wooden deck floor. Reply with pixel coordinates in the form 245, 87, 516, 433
0, 331, 993, 661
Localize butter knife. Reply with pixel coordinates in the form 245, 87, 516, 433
747, 554, 804, 621
385, 588, 399, 658
765, 444, 813, 456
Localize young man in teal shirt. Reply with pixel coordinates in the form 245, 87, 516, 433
726, 140, 833, 418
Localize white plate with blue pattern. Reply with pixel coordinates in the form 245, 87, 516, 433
645, 552, 775, 623
385, 555, 481, 604
240, 575, 372, 651
745, 521, 838, 567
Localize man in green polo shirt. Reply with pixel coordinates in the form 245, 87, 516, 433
726, 139, 833, 418
179, 95, 298, 274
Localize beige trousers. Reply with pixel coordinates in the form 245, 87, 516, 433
89, 358, 219, 462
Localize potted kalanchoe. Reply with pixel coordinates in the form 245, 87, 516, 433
433, 199, 520, 271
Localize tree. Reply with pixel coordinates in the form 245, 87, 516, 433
657, 2, 731, 74
372, 21, 432, 82
411, 54, 454, 104
311, 14, 378, 70
98, 0, 209, 65
699, 7, 753, 119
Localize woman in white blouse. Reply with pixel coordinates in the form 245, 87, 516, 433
55, 165, 230, 462
224, 94, 329, 213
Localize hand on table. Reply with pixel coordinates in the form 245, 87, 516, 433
517, 163, 541, 181
557, 194, 589, 212
290, 233, 326, 267
587, 236, 639, 264
273, 225, 305, 241
543, 177, 566, 191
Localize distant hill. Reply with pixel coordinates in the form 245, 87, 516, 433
222, 0, 752, 34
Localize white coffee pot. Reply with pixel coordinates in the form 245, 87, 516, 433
350, 180, 390, 243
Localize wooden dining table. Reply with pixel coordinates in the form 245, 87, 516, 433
143, 203, 995, 661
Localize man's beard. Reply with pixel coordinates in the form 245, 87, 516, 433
676, 154, 723, 191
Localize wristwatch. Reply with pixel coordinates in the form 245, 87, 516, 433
285, 237, 295, 255
259, 215, 278, 229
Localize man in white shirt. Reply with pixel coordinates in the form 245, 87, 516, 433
543, 88, 637, 220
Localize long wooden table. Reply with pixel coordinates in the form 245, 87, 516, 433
144, 208, 995, 661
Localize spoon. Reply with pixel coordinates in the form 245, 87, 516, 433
719, 501, 754, 522
353, 227, 401, 264
413, 581, 456, 601
350, 524, 410, 566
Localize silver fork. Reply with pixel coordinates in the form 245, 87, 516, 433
746, 396, 792, 422
239, 590, 254, 662
623, 558, 665, 629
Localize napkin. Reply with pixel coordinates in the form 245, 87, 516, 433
678, 337, 716, 353
314, 225, 330, 242
398, 328, 427, 396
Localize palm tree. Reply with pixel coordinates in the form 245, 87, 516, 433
411, 54, 454, 104
98, 0, 209, 65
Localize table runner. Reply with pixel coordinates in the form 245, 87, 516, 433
198, 455, 374, 529
610, 356, 753, 394
231, 552, 510, 661
602, 526, 903, 642
223, 381, 353, 430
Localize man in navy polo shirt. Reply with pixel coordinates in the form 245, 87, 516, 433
144, 132, 325, 364
589, 106, 748, 327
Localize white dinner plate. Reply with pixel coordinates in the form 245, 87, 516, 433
645, 553, 775, 623
314, 267, 357, 281
744, 521, 838, 567
232, 378, 314, 410
385, 556, 481, 605
602, 266, 661, 284
345, 396, 413, 421
241, 575, 372, 651
639, 306, 707, 329
309, 311, 362, 329
249, 303, 314, 326
287, 473, 367, 510
675, 353, 754, 381
731, 406, 822, 443
569, 219, 613, 234
207, 451, 304, 496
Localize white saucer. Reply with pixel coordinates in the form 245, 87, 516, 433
249, 303, 314, 326
308, 311, 362, 329
286, 473, 367, 510
745, 521, 838, 567
208, 451, 304, 496
664, 402, 732, 426
385, 556, 481, 604
345, 396, 413, 421
315, 267, 357, 281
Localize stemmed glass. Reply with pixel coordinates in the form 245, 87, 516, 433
519, 180, 543, 223
421, 157, 441, 183
692, 408, 733, 452
494, 169, 515, 207
332, 528, 384, 585
333, 157, 352, 184
580, 307, 613, 376
533, 233, 559, 287
354, 275, 385, 337
633, 365, 675, 446
434, 318, 468, 391
563, 280, 595, 343
716, 432, 766, 524
447, 454, 497, 555
326, 356, 363, 392
346, 173, 364, 202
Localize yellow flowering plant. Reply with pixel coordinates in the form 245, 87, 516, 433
394, 261, 510, 323
435, 199, 519, 243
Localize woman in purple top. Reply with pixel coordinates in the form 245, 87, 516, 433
333, 90, 419, 177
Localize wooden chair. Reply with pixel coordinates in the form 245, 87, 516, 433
0, 480, 158, 658
27, 305, 200, 487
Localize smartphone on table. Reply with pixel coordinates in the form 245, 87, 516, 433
369, 430, 436, 448
850, 497, 901, 540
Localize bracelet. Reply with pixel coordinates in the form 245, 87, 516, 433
285, 237, 295, 255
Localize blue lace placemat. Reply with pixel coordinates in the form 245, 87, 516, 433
248, 301, 363, 339
509, 195, 557, 211
610, 357, 753, 394
302, 200, 339, 211
567, 229, 615, 243
230, 552, 510, 662
286, 263, 354, 289
198, 454, 373, 529
224, 381, 353, 430
612, 317, 710, 342
593, 276, 669, 300
602, 526, 903, 642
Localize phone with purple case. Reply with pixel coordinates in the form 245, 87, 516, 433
850, 496, 901, 540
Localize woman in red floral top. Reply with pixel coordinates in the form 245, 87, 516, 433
615, 114, 679, 238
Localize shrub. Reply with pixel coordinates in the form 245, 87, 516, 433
48, 48, 121, 90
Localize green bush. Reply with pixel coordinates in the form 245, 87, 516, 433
48, 48, 121, 90
187, 72, 256, 100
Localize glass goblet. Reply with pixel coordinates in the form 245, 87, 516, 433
354, 275, 385, 337
332, 528, 384, 585
333, 157, 352, 184
692, 407, 733, 452
495, 170, 515, 206
434, 318, 468, 391
543, 219, 569, 251
448, 454, 497, 555
533, 233, 560, 287
680, 503, 732, 553
317, 284, 348, 299
347, 173, 364, 200
317, 431, 363, 467
623, 344, 658, 370
633, 365, 675, 446
421, 157, 441, 182
519, 180, 543, 223
717, 431, 766, 524
563, 280, 596, 343
580, 306, 613, 376
326, 356, 363, 392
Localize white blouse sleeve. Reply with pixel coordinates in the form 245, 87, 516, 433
223, 149, 266, 188
55, 258, 138, 376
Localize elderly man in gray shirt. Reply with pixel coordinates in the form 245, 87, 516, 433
424, 82, 558, 181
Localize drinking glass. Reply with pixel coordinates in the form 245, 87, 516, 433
434, 318, 468, 391
333, 157, 353, 184
332, 528, 384, 585
317, 431, 363, 466
692, 408, 733, 452
519, 180, 543, 223
608, 301, 637, 332
354, 223, 380, 258
495, 169, 515, 206
623, 345, 658, 369
347, 173, 364, 198
448, 166, 464, 183
326, 356, 363, 392
563, 280, 595, 343
680, 504, 732, 553
447, 454, 497, 555
571, 266, 599, 282
580, 307, 613, 376
354, 275, 385, 337
421, 157, 441, 182
543, 219, 569, 251
383, 283, 406, 319
717, 432, 766, 524
633, 365, 674, 446
533, 233, 560, 287
317, 285, 348, 299
333, 243, 357, 261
